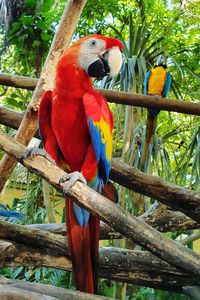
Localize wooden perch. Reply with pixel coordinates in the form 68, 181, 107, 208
0, 73, 200, 115
0, 221, 199, 292
111, 159, 200, 223
0, 0, 87, 193
1, 105, 200, 226
26, 222, 123, 240
26, 203, 199, 237
1, 130, 200, 278
0, 277, 111, 300
0, 73, 38, 90
139, 203, 199, 232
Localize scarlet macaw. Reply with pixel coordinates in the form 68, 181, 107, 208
38, 34, 123, 293
141, 55, 172, 167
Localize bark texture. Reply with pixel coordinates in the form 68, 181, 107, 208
0, 222, 199, 292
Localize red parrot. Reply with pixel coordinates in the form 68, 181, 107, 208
38, 34, 123, 293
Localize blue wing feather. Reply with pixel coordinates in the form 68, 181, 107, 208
88, 117, 110, 185
144, 70, 151, 95
162, 72, 172, 97
38, 118, 44, 145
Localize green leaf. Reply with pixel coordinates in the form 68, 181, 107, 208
40, 31, 51, 41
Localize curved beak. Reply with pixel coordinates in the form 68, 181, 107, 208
87, 46, 122, 78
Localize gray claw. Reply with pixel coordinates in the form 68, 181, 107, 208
20, 147, 55, 164
154, 94, 160, 99
59, 171, 87, 195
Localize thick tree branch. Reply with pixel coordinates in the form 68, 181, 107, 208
0, 105, 200, 226
0, 73, 200, 115
0, 0, 87, 192
0, 277, 111, 300
0, 222, 199, 292
1, 130, 200, 278
0, 73, 38, 90
26, 202, 200, 238
111, 159, 200, 223
139, 203, 199, 232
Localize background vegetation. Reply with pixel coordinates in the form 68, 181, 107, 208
0, 0, 200, 299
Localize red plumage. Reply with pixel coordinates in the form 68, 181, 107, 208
38, 34, 122, 293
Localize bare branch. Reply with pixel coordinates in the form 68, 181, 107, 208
0, 73, 200, 115
0, 277, 111, 300
0, 222, 199, 291
111, 159, 200, 223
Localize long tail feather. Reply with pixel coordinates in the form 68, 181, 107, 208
141, 111, 157, 166
89, 215, 100, 293
66, 199, 98, 293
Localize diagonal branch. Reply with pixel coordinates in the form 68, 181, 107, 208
0, 105, 200, 225
111, 159, 200, 223
1, 130, 200, 278
0, 0, 87, 192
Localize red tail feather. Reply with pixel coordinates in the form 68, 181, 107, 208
66, 199, 99, 293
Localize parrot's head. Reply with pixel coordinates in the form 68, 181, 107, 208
155, 55, 167, 67
64, 34, 123, 78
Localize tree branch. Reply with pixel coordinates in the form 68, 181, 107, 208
26, 202, 200, 238
0, 73, 200, 115
181, 230, 200, 246
0, 0, 88, 193
0, 277, 111, 300
1, 105, 200, 225
0, 222, 199, 292
111, 159, 200, 223
139, 203, 199, 232
1, 130, 200, 278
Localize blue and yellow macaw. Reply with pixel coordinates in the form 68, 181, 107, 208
141, 55, 172, 166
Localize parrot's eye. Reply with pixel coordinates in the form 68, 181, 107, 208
90, 39, 97, 47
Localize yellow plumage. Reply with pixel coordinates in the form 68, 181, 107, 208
148, 66, 169, 96
94, 117, 112, 160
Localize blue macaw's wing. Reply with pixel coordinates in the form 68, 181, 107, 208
83, 92, 113, 187
162, 72, 172, 97
143, 70, 151, 95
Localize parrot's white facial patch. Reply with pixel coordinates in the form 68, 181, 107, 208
79, 37, 122, 78
79, 38, 106, 72
107, 46, 122, 77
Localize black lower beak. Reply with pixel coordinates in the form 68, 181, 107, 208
87, 51, 110, 78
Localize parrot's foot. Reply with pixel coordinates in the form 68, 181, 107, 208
153, 94, 160, 99
20, 147, 55, 164
59, 171, 87, 195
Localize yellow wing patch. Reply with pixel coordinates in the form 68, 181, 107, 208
94, 117, 112, 160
